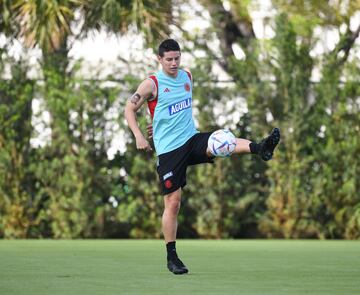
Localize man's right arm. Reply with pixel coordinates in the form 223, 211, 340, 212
124, 79, 154, 151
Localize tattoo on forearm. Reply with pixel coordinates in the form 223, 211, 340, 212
130, 93, 141, 105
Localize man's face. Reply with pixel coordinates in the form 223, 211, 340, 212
158, 51, 181, 77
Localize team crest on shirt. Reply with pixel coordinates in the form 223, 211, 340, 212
184, 83, 191, 92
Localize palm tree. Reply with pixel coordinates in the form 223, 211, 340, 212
2, 0, 173, 53
10, 0, 78, 52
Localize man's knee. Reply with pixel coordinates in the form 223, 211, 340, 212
164, 189, 181, 215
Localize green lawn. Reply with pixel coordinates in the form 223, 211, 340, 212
0, 240, 359, 295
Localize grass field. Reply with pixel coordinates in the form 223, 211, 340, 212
0, 240, 359, 295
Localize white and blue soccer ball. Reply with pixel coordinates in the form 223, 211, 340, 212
208, 129, 236, 157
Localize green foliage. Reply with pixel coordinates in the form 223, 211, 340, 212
36, 59, 125, 238
272, 0, 360, 29
117, 151, 162, 238
0, 42, 126, 238
309, 50, 360, 239
254, 13, 360, 239
0, 51, 35, 238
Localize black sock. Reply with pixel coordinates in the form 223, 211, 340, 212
249, 142, 260, 154
166, 241, 177, 260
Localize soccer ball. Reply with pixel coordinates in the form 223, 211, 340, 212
208, 129, 237, 157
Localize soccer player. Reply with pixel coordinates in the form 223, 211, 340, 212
124, 39, 280, 275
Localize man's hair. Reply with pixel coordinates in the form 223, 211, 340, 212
158, 39, 181, 57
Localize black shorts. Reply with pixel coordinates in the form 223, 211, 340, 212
156, 132, 214, 195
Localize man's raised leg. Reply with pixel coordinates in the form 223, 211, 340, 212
206, 128, 280, 160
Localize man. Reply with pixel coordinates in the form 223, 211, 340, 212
124, 39, 280, 275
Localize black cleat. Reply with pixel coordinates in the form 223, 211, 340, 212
258, 128, 280, 161
167, 257, 189, 275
